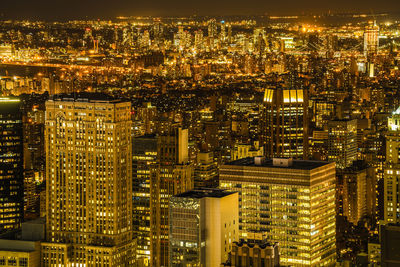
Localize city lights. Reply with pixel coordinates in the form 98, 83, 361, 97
0, 4, 400, 267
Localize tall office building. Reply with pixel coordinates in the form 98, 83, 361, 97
0, 97, 24, 234
41, 93, 135, 266
364, 21, 379, 57
220, 157, 336, 266
207, 19, 217, 50
384, 107, 400, 223
132, 135, 158, 266
169, 189, 239, 266
337, 162, 368, 225
327, 119, 357, 169
263, 87, 308, 159
151, 127, 194, 267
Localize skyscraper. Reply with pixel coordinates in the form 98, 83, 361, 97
41, 93, 135, 266
151, 126, 193, 267
169, 188, 239, 266
338, 162, 368, 225
220, 157, 336, 266
208, 19, 217, 38
384, 107, 400, 223
364, 21, 379, 57
328, 119, 357, 169
263, 87, 308, 159
207, 19, 217, 50
0, 97, 24, 234
132, 135, 158, 266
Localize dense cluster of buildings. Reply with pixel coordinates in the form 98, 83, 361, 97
0, 13, 400, 267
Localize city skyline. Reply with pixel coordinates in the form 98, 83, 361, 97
1, 2, 400, 266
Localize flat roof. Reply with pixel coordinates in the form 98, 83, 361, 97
175, 188, 236, 199
49, 92, 128, 104
224, 157, 331, 170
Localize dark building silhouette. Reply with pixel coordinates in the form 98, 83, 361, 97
0, 97, 24, 234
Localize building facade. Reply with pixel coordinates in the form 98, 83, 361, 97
132, 135, 158, 266
263, 87, 308, 159
364, 21, 379, 57
42, 93, 135, 266
384, 108, 400, 223
229, 240, 280, 267
194, 151, 219, 188
150, 127, 193, 267
0, 97, 24, 234
220, 157, 336, 266
338, 162, 369, 225
169, 189, 239, 266
328, 119, 357, 169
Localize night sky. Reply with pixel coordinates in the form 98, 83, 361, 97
3, 0, 400, 20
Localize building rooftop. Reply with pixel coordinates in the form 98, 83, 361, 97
234, 239, 279, 249
224, 157, 331, 170
0, 239, 39, 252
175, 188, 236, 199
49, 92, 128, 104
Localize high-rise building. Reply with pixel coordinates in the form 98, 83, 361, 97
23, 105, 45, 177
132, 135, 158, 266
364, 21, 379, 57
220, 22, 226, 42
169, 188, 239, 266
384, 108, 400, 223
151, 127, 193, 267
220, 157, 336, 266
208, 19, 217, 38
263, 87, 308, 159
207, 19, 217, 50
41, 93, 135, 266
328, 119, 357, 169
337, 161, 369, 225
194, 30, 204, 51
0, 97, 24, 234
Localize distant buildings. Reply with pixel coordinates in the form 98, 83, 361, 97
0, 97, 24, 234
41, 94, 135, 266
169, 188, 238, 266
220, 157, 336, 266
0, 14, 399, 267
